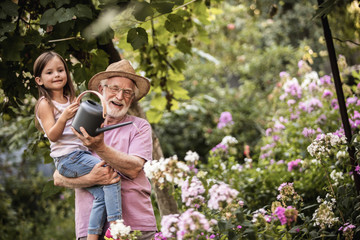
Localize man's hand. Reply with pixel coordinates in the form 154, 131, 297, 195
89, 160, 120, 185
71, 125, 105, 151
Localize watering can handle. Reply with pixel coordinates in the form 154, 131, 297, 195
75, 90, 107, 118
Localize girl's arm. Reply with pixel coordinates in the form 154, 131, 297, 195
37, 99, 78, 142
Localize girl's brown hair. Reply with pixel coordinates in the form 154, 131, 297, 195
33, 51, 76, 114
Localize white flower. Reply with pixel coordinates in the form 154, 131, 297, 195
110, 219, 131, 238
221, 136, 238, 146
184, 151, 199, 163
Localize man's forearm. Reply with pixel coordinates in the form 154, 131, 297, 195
53, 170, 94, 188
94, 145, 144, 179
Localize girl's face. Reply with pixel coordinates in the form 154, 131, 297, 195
35, 56, 67, 92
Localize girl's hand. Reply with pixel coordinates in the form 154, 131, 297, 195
61, 102, 79, 121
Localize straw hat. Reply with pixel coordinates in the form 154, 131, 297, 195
88, 59, 150, 101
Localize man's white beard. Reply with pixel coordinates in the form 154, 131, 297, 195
103, 91, 130, 119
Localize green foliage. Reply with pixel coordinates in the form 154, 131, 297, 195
0, 176, 75, 240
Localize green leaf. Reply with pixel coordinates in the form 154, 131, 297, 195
174, 0, 184, 5
151, 1, 174, 14
172, 59, 185, 72
44, 154, 53, 164
97, 28, 115, 45
40, 8, 57, 25
165, 14, 183, 33
75, 4, 93, 19
54, 0, 70, 9
133, 2, 154, 21
0, 0, 18, 19
54, 8, 75, 23
176, 37, 191, 54
40, 0, 51, 7
193, 1, 210, 25
42, 180, 63, 199
146, 109, 163, 123
2, 36, 25, 61
151, 94, 167, 110
0, 22, 16, 36
127, 27, 148, 50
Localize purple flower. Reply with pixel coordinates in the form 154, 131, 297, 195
298, 98, 322, 113
347, 97, 358, 106
355, 165, 360, 175
273, 135, 280, 142
298, 60, 304, 69
208, 182, 239, 210
154, 232, 167, 240
274, 207, 287, 225
181, 176, 205, 207
316, 114, 327, 123
274, 122, 285, 130
302, 128, 316, 138
265, 128, 273, 136
287, 159, 302, 172
211, 143, 228, 152
287, 99, 296, 106
322, 90, 333, 98
284, 82, 302, 99
354, 111, 360, 119
319, 75, 332, 85
290, 112, 300, 120
279, 71, 289, 78
217, 111, 234, 129
308, 82, 318, 92
331, 99, 339, 109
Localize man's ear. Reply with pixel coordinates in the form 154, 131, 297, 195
98, 85, 104, 94
35, 77, 43, 86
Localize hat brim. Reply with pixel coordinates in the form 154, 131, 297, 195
88, 71, 150, 101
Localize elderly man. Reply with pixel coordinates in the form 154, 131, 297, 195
53, 60, 157, 240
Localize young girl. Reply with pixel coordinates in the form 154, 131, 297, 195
34, 51, 122, 240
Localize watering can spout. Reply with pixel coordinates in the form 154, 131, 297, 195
94, 121, 133, 135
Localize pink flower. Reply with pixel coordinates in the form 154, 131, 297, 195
279, 71, 288, 78
355, 165, 360, 175
287, 159, 302, 172
217, 112, 234, 129
274, 207, 287, 225
322, 90, 333, 98
227, 23, 235, 30
320, 75, 332, 85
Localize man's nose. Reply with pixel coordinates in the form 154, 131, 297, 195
115, 89, 124, 99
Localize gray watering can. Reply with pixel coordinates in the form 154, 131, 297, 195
72, 90, 132, 137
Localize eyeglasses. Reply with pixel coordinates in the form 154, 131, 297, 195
104, 84, 135, 98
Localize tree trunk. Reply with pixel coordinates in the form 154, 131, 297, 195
129, 102, 179, 217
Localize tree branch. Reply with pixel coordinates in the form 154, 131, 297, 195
333, 37, 360, 46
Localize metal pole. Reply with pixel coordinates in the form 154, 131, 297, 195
317, 0, 360, 193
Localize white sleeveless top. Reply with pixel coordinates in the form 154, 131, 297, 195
36, 97, 88, 158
